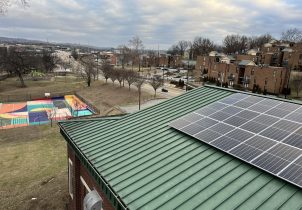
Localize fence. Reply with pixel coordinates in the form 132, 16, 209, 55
0, 112, 72, 130
74, 92, 100, 115
0, 90, 76, 103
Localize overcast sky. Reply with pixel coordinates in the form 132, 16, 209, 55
1, 0, 301, 49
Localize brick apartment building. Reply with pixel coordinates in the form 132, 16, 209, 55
195, 55, 288, 94
194, 41, 302, 94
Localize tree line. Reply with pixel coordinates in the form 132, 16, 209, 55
168, 28, 302, 58
0, 47, 57, 87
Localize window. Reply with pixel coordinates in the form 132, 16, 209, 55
68, 158, 74, 199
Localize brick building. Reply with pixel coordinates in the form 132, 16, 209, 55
194, 40, 302, 94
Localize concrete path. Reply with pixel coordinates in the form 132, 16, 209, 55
118, 99, 167, 113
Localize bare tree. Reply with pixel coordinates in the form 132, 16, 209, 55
47, 106, 57, 127
291, 74, 302, 97
167, 44, 180, 56
0, 0, 29, 14
71, 49, 79, 60
223, 34, 248, 54
42, 50, 58, 73
116, 69, 125, 87
109, 68, 117, 84
149, 76, 163, 97
134, 76, 145, 110
124, 69, 137, 90
248, 34, 273, 49
0, 47, 39, 87
118, 45, 131, 69
146, 50, 156, 71
78, 54, 97, 87
129, 36, 144, 71
281, 28, 302, 43
192, 37, 215, 58
101, 61, 112, 83
177, 40, 189, 56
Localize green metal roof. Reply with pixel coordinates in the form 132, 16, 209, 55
59, 86, 302, 210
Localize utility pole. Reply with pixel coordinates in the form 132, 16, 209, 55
186, 59, 190, 91
157, 44, 160, 67
96, 53, 99, 80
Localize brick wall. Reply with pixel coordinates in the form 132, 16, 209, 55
67, 145, 115, 210
195, 55, 288, 94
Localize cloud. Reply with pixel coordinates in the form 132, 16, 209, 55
0, 0, 301, 49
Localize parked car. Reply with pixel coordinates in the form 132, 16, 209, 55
162, 87, 168, 92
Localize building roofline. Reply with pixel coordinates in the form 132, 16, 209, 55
204, 84, 302, 105
58, 121, 129, 210
58, 114, 126, 123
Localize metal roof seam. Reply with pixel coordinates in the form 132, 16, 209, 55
80, 93, 230, 156
58, 123, 128, 210
212, 172, 265, 209
138, 159, 245, 209
90, 130, 180, 164
127, 154, 234, 207
73, 89, 227, 149
176, 164, 253, 210
100, 135, 192, 176
254, 182, 287, 209
112, 145, 216, 191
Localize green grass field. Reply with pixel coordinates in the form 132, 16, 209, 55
0, 76, 154, 209
0, 125, 68, 210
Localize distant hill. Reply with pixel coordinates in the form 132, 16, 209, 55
0, 36, 113, 51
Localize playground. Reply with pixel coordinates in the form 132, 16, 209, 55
0, 95, 93, 129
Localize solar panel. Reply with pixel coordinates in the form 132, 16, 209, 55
169, 93, 302, 188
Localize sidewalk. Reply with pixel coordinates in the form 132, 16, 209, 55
118, 98, 167, 113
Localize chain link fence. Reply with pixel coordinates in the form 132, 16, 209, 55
0, 90, 77, 103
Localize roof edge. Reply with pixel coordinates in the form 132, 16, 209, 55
58, 123, 128, 210
204, 85, 302, 105
58, 114, 126, 124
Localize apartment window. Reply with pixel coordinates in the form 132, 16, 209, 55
68, 158, 74, 199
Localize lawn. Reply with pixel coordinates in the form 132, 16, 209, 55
0, 76, 155, 209
0, 125, 68, 210
0, 76, 155, 115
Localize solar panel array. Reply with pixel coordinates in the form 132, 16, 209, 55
170, 93, 302, 188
